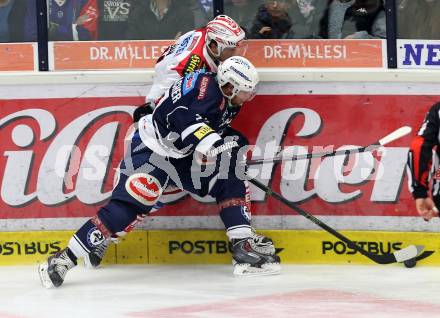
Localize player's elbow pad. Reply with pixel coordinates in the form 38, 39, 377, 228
186, 124, 221, 154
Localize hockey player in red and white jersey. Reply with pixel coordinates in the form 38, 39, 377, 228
132, 14, 247, 223
132, 14, 246, 122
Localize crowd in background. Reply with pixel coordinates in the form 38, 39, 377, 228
0, 0, 439, 43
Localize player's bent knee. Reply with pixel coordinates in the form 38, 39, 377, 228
211, 177, 246, 201
97, 201, 139, 234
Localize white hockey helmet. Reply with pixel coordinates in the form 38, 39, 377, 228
206, 15, 245, 58
217, 56, 259, 103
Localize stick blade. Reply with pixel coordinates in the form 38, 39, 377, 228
378, 126, 412, 146
394, 245, 424, 263
415, 250, 434, 261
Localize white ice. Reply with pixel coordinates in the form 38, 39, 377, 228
1, 264, 440, 318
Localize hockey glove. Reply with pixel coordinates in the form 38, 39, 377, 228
133, 102, 153, 123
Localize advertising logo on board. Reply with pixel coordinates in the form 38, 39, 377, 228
0, 95, 425, 219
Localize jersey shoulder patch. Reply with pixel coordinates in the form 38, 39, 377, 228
182, 69, 205, 96
197, 75, 210, 100
194, 73, 225, 111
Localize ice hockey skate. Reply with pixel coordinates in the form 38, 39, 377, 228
231, 234, 281, 277
38, 248, 77, 288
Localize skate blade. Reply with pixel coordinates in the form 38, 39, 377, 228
38, 263, 55, 289
233, 263, 281, 277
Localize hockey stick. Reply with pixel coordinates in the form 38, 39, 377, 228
247, 126, 412, 166
248, 176, 427, 265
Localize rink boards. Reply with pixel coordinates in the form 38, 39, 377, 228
1, 82, 440, 223
0, 229, 438, 266
2, 74, 440, 267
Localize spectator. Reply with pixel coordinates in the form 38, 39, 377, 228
287, 0, 329, 39
249, 0, 294, 39
0, 0, 27, 42
0, 0, 14, 42
321, 0, 385, 39
126, 0, 194, 40
224, 0, 263, 34
397, 0, 440, 39
25, 0, 99, 41
98, 0, 134, 40
191, 0, 213, 28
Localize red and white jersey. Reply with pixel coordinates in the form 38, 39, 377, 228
147, 28, 218, 104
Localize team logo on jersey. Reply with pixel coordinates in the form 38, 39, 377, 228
197, 76, 210, 100
184, 54, 202, 75
125, 173, 161, 206
87, 228, 105, 247
183, 71, 200, 95
194, 125, 214, 140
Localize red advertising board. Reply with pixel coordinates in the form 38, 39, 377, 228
49, 39, 384, 70
0, 94, 437, 220
50, 41, 173, 70
0, 43, 36, 71
245, 39, 384, 68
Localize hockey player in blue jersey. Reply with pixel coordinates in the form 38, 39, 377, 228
38, 56, 281, 288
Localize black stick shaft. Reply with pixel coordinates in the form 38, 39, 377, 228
247, 143, 380, 166
248, 177, 386, 263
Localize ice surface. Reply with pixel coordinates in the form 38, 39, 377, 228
1, 264, 440, 318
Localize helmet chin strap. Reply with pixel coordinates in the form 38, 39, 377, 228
226, 93, 244, 108
230, 101, 243, 107
227, 99, 242, 108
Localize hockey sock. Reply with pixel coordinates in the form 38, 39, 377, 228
68, 217, 110, 259
219, 203, 252, 240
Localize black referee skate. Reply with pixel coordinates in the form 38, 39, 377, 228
231, 234, 281, 277
38, 248, 77, 288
